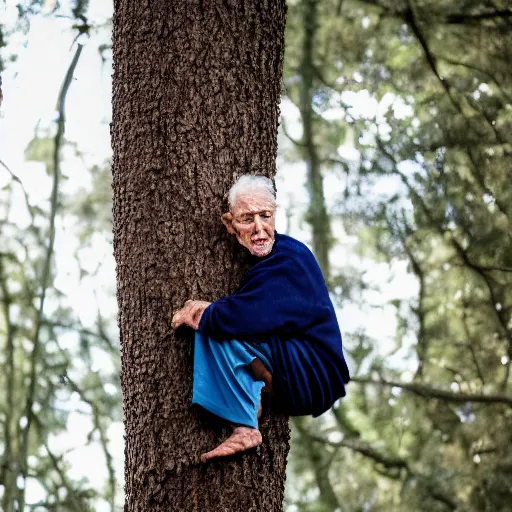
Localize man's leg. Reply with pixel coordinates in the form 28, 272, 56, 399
201, 370, 273, 462
193, 333, 267, 461
201, 361, 272, 462
193, 333, 276, 462
248, 357, 273, 395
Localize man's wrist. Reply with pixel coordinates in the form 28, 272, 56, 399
197, 303, 212, 332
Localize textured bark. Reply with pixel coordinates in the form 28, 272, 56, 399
111, 1, 289, 511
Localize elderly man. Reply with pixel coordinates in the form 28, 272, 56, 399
172, 175, 350, 462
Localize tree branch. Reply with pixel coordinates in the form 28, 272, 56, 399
0, 258, 17, 511
292, 417, 347, 512
280, 116, 307, 147
461, 305, 486, 386
402, 1, 459, 111
375, 137, 512, 347
19, 44, 84, 499
0, 158, 36, 222
439, 55, 512, 105
32, 416, 84, 512
445, 10, 512, 24
352, 376, 512, 407
42, 319, 118, 354
61, 372, 117, 511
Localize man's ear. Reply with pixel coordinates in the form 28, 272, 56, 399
221, 212, 236, 235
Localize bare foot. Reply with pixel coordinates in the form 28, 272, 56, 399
201, 427, 262, 462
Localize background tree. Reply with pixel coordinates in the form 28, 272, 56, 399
281, 0, 512, 510
1, 2, 122, 510
111, 1, 289, 510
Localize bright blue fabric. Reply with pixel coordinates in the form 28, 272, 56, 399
192, 331, 273, 428
199, 233, 350, 417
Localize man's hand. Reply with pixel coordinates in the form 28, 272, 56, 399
172, 300, 211, 331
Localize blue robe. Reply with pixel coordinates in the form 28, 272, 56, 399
198, 233, 350, 417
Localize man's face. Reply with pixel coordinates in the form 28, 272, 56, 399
224, 192, 276, 257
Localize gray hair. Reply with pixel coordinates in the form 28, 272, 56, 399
228, 175, 276, 210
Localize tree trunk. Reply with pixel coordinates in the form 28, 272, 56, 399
111, 2, 289, 511
299, 0, 331, 281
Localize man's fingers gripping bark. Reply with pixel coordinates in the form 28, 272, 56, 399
172, 300, 211, 330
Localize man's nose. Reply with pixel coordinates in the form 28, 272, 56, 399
253, 214, 264, 232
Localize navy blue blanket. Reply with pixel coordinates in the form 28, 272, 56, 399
199, 233, 350, 416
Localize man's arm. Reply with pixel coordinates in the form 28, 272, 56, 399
198, 266, 330, 340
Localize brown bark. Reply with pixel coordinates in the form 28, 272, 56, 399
111, 1, 289, 511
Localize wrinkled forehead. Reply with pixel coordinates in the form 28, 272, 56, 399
231, 192, 276, 215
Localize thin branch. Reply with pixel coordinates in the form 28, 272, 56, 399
336, 0, 344, 17
375, 137, 512, 349
403, 1, 505, 143
445, 10, 512, 24
42, 319, 118, 354
357, 0, 511, 26
461, 264, 512, 273
32, 416, 84, 512
464, 148, 511, 233
320, 157, 350, 173
292, 418, 346, 512
0, 158, 36, 222
280, 117, 307, 147
473, 447, 497, 456
352, 376, 512, 407
439, 55, 512, 105
360, 0, 506, 142
295, 420, 460, 509
461, 307, 486, 386
43, 445, 83, 511
0, 258, 17, 511
63, 373, 116, 511
19, 44, 84, 498
403, 1, 459, 113
296, 413, 459, 509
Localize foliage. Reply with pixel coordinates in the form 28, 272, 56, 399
0, 3, 120, 511
282, 0, 512, 510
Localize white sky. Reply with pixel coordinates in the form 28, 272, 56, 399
0, 1, 418, 509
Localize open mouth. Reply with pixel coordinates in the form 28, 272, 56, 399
252, 239, 268, 246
